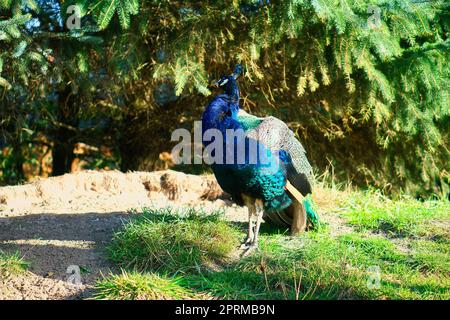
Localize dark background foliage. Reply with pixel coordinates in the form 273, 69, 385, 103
0, 0, 448, 197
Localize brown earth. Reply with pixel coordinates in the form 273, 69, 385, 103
0, 170, 341, 300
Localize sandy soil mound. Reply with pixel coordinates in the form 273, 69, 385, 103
0, 170, 226, 216
0, 170, 246, 300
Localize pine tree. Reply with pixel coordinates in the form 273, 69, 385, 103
0, 0, 448, 196
106, 0, 448, 196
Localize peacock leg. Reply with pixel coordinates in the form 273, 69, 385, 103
242, 199, 263, 256
251, 199, 264, 248
241, 195, 256, 249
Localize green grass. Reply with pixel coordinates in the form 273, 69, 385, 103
182, 232, 448, 300
94, 271, 210, 300
0, 251, 29, 277
409, 240, 450, 274
96, 193, 450, 300
107, 207, 240, 274
341, 191, 449, 238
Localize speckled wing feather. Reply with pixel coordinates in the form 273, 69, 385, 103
238, 110, 313, 195
238, 110, 313, 177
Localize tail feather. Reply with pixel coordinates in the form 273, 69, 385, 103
303, 196, 320, 229
285, 181, 320, 229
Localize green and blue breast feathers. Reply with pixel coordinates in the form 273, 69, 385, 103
202, 97, 292, 213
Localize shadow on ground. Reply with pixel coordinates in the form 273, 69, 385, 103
0, 212, 132, 299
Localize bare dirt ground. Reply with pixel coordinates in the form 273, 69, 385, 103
0, 170, 340, 300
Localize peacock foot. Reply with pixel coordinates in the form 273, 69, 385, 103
240, 243, 248, 250
240, 237, 254, 249
241, 244, 259, 257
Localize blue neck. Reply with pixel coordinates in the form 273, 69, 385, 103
202, 74, 242, 136
202, 95, 241, 137
225, 77, 240, 106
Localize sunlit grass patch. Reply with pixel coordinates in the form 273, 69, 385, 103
235, 231, 450, 300
0, 251, 29, 277
101, 197, 449, 300
236, 232, 376, 299
108, 207, 240, 273
341, 191, 450, 237
95, 271, 210, 300
408, 239, 450, 273
185, 269, 274, 300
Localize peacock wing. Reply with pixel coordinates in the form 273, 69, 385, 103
240, 113, 313, 196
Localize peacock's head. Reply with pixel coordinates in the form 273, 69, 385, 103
215, 75, 233, 88
214, 64, 243, 99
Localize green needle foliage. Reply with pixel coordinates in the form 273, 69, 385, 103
62, 0, 140, 30
0, 0, 448, 196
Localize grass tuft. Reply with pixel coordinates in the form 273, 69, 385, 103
0, 251, 29, 277
95, 270, 210, 300
108, 207, 240, 273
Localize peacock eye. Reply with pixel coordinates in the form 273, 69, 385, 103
219, 78, 229, 86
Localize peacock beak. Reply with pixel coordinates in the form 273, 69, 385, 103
210, 81, 219, 88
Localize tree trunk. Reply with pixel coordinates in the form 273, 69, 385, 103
11, 143, 25, 183
51, 138, 75, 176
51, 88, 78, 176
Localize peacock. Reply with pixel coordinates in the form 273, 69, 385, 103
202, 65, 319, 252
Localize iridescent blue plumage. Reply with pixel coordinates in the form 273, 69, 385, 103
202, 65, 319, 251
202, 65, 291, 213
